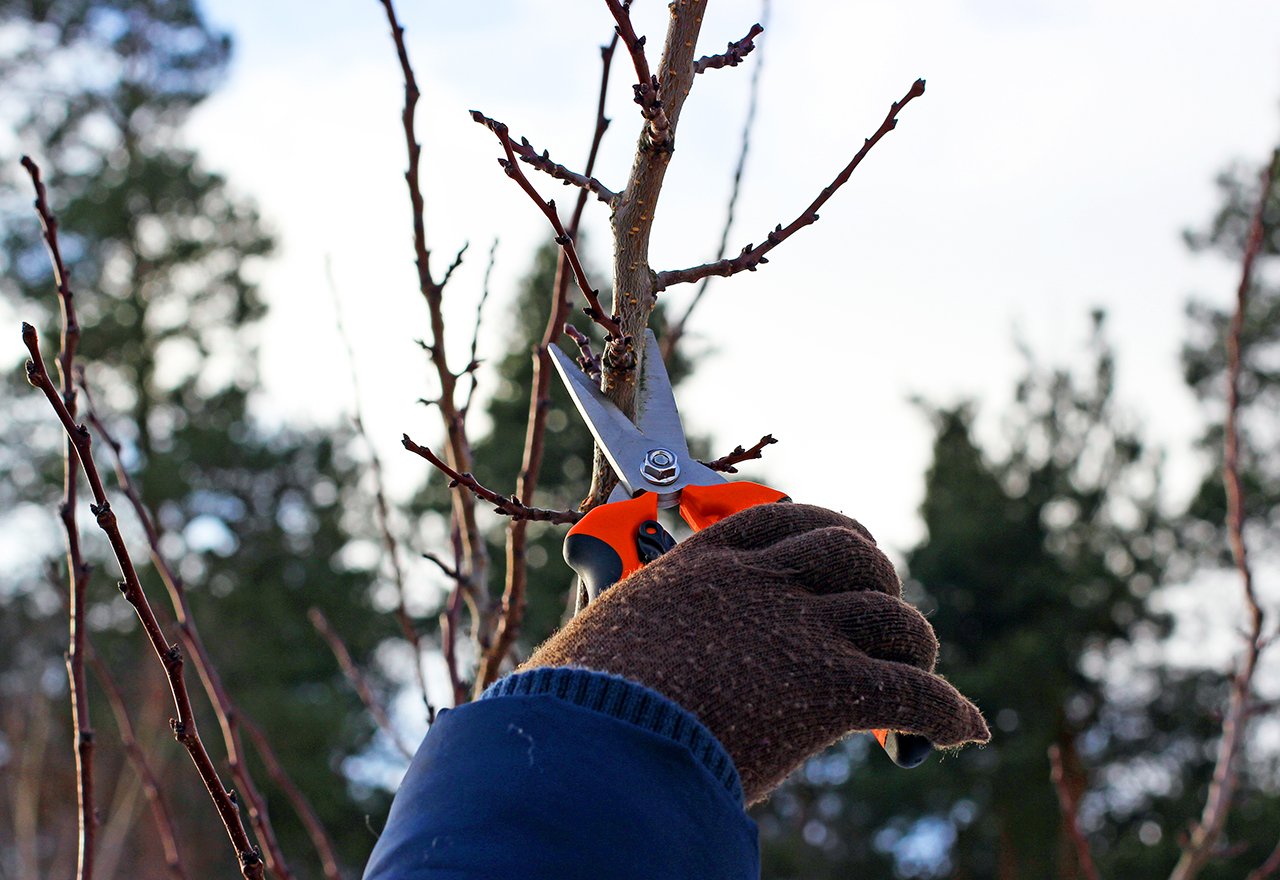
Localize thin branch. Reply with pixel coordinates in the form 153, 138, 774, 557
1168, 147, 1280, 880
461, 238, 499, 419
22, 324, 265, 880
693, 22, 763, 74
76, 382, 296, 880
503, 131, 617, 204
472, 32, 620, 691
308, 608, 413, 761
325, 258, 430, 714
564, 323, 602, 383
470, 110, 624, 341
379, 0, 492, 646
20, 154, 96, 880
402, 435, 582, 524
654, 78, 926, 291
603, 0, 671, 149
663, 0, 769, 361
440, 521, 469, 707
1049, 744, 1101, 880
439, 241, 469, 290
240, 717, 341, 880
701, 434, 776, 474
86, 642, 186, 880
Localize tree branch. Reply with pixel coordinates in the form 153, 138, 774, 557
23, 324, 265, 880
470, 110, 624, 341
77, 381, 302, 880
1049, 743, 1100, 880
326, 258, 430, 713
308, 608, 414, 762
654, 77, 926, 291
693, 23, 763, 74
86, 641, 186, 880
379, 0, 492, 653
402, 435, 582, 524
663, 0, 770, 362
21, 153, 99, 880
701, 434, 776, 473
1168, 147, 1280, 880
500, 129, 617, 204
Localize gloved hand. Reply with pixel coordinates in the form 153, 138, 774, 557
523, 503, 989, 804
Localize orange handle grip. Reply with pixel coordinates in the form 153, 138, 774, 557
564, 493, 660, 601
678, 481, 790, 531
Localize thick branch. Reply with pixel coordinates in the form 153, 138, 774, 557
702, 434, 776, 473
591, 0, 710, 508
655, 78, 926, 291
1168, 147, 1280, 880
23, 324, 265, 880
20, 154, 96, 880
471, 110, 623, 341
403, 435, 582, 524
693, 23, 763, 74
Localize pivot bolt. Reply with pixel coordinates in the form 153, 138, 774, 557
641, 448, 680, 485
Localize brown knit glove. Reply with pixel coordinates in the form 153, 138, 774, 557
523, 503, 989, 804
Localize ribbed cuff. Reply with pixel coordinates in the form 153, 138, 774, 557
482, 667, 743, 804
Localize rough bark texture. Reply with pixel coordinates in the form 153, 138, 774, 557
589, 0, 708, 507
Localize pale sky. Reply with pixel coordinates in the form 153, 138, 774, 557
184, 0, 1280, 571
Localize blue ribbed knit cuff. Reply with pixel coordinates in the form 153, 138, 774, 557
481, 667, 744, 804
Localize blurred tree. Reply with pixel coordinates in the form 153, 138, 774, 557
756, 315, 1201, 879
0, 2, 390, 876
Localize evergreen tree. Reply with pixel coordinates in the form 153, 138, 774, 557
0, 2, 390, 875
757, 316, 1190, 879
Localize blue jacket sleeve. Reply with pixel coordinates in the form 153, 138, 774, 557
362, 667, 759, 880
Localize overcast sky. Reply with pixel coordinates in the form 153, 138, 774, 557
184, 0, 1280, 570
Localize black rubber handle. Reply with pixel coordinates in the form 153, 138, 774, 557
882, 732, 933, 768
563, 532, 625, 604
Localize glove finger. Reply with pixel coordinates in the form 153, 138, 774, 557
808, 592, 937, 670
685, 502, 877, 553
829, 649, 990, 747
743, 526, 900, 596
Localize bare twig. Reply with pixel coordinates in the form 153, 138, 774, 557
402, 435, 582, 524
1049, 743, 1101, 880
702, 434, 776, 473
471, 110, 623, 341
20, 154, 96, 880
23, 324, 265, 880
240, 717, 341, 880
564, 324, 602, 383
326, 258, 430, 713
663, 0, 770, 361
461, 238, 499, 419
308, 608, 413, 761
379, 0, 492, 650
693, 22, 763, 74
654, 78, 926, 291
86, 643, 186, 880
77, 382, 302, 880
604, 0, 671, 149
501, 131, 617, 204
1168, 147, 1280, 880
472, 31, 620, 691
588, 1, 710, 507
440, 521, 469, 707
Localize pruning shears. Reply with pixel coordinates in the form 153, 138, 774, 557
549, 329, 933, 769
